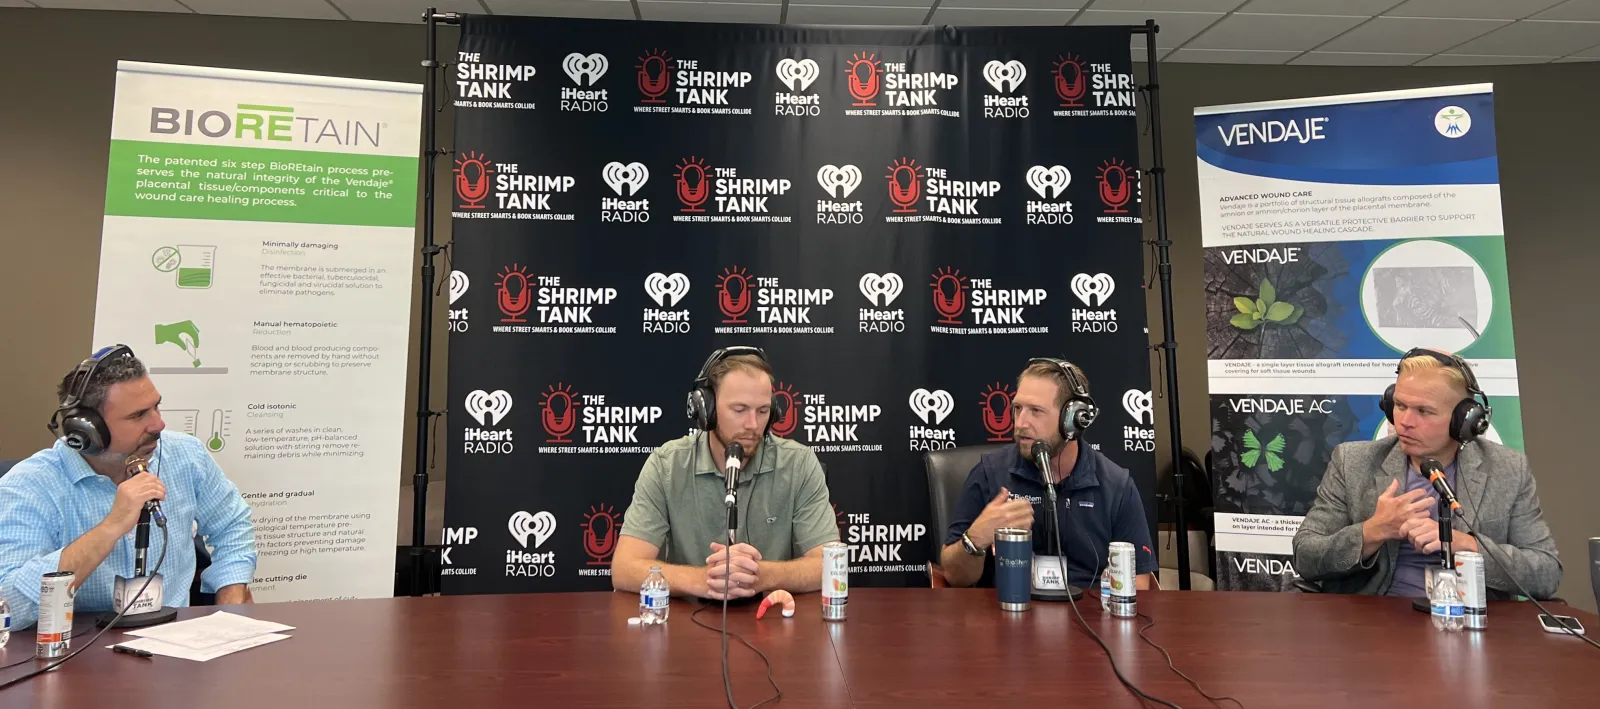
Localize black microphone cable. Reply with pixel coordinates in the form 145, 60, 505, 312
0, 517, 169, 691
1134, 610, 1245, 709
1050, 467, 1187, 709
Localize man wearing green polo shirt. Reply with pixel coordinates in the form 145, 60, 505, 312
613, 346, 839, 600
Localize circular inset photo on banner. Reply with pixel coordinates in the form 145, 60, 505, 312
1360, 239, 1491, 354
1374, 419, 1501, 445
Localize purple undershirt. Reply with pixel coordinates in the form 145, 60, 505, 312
1387, 459, 1459, 598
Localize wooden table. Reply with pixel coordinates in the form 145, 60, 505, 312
0, 589, 1593, 708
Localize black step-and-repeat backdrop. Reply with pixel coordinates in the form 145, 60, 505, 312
440, 15, 1154, 593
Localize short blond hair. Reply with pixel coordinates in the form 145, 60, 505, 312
1398, 350, 1469, 396
1018, 360, 1088, 409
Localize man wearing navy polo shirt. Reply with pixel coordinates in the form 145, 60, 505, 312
940, 359, 1158, 590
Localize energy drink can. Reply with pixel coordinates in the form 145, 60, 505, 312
822, 541, 848, 621
37, 571, 74, 659
1108, 542, 1136, 618
1455, 551, 1487, 630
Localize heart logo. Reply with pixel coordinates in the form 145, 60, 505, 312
775, 58, 820, 92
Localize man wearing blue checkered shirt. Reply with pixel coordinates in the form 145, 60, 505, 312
0, 347, 256, 629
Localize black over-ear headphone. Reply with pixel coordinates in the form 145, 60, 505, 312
686, 346, 787, 436
48, 344, 135, 456
1380, 347, 1492, 444
1028, 357, 1099, 442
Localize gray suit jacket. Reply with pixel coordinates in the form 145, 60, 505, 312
1292, 437, 1561, 599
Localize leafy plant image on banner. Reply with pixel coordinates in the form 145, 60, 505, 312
1204, 243, 1350, 359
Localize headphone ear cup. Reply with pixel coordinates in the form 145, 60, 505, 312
60, 409, 108, 456
766, 394, 789, 436
1380, 384, 1397, 424
1452, 399, 1488, 443
687, 389, 715, 431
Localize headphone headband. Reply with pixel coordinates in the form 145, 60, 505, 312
1397, 347, 1484, 396
688, 345, 780, 435
1027, 357, 1091, 398
59, 344, 135, 410
694, 345, 769, 389
48, 344, 136, 454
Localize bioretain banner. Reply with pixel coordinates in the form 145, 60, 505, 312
441, 16, 1155, 592
1197, 84, 1523, 591
90, 61, 422, 601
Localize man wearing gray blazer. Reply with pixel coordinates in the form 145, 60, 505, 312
1293, 348, 1561, 599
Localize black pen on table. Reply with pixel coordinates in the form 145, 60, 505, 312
112, 645, 154, 658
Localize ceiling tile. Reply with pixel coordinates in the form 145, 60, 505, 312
30, 0, 188, 10
1072, 10, 1223, 47
1554, 55, 1600, 61
1239, 0, 1395, 14
1448, 20, 1600, 56
1290, 51, 1429, 65
934, 0, 1078, 9
786, 4, 927, 25
931, 8, 1076, 26
1533, 0, 1600, 21
639, 1, 780, 23
1316, 17, 1507, 54
1090, 0, 1245, 11
0, 0, 36, 6
778, 0, 926, 6
183, 0, 343, 20
332, 0, 483, 24
1385, 0, 1565, 20
1416, 54, 1557, 65
486, 0, 637, 19
1165, 48, 1298, 63
1188, 13, 1367, 51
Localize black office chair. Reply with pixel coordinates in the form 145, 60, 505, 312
921, 443, 1009, 587
1, 458, 214, 606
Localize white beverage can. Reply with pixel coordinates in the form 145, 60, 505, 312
37, 571, 74, 659
1455, 551, 1487, 630
1108, 542, 1136, 618
821, 541, 847, 621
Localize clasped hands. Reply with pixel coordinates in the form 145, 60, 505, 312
703, 542, 763, 600
1370, 479, 1478, 555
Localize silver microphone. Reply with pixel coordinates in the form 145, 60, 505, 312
124, 455, 166, 528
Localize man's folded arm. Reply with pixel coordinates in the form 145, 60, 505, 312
1293, 446, 1376, 582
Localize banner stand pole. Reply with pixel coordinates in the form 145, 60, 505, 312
407, 7, 462, 597
1133, 19, 1189, 590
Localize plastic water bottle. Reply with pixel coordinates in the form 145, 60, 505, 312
640, 566, 670, 625
0, 585, 10, 648
1099, 568, 1111, 611
1431, 569, 1464, 632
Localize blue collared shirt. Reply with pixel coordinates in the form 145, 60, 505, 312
1388, 460, 1458, 598
0, 431, 257, 629
944, 443, 1158, 588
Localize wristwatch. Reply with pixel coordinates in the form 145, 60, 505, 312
960, 532, 985, 556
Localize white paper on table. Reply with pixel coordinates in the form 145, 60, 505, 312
108, 633, 290, 662
124, 611, 296, 650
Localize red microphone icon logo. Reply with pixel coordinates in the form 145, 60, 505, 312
771, 382, 799, 438
675, 156, 711, 213
930, 267, 968, 326
582, 503, 620, 566
886, 157, 921, 213
540, 383, 578, 443
454, 151, 494, 209
496, 264, 533, 323
637, 49, 672, 104
846, 52, 881, 107
717, 265, 752, 324
1098, 158, 1133, 214
1053, 53, 1086, 108
980, 383, 1015, 442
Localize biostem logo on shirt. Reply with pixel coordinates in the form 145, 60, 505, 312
148, 104, 385, 148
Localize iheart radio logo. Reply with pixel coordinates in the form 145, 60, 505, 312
563, 53, 609, 86
858, 273, 903, 307
908, 388, 954, 425
465, 390, 513, 427
1123, 389, 1154, 425
602, 162, 649, 197
449, 270, 470, 305
644, 272, 691, 308
1025, 165, 1071, 199
776, 58, 820, 92
1070, 273, 1115, 307
982, 60, 1026, 93
817, 165, 862, 199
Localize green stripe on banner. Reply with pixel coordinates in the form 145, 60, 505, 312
104, 139, 417, 227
